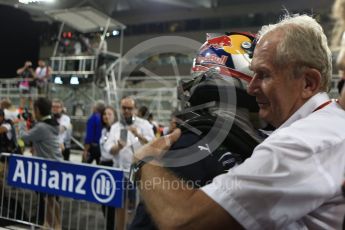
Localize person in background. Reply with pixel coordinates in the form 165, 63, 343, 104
162, 113, 177, 136
332, 3, 345, 226
99, 106, 120, 230
0, 100, 20, 155
332, 0, 345, 94
83, 100, 105, 164
147, 113, 159, 136
34, 59, 52, 95
137, 106, 149, 119
18, 98, 62, 159
0, 108, 19, 155
106, 97, 155, 171
99, 105, 117, 167
18, 97, 62, 229
92, 33, 107, 54
16, 60, 35, 110
105, 96, 155, 222
137, 106, 159, 136
63, 107, 73, 160
73, 36, 82, 55
131, 14, 345, 229
52, 99, 72, 161
78, 34, 92, 54
0, 98, 19, 123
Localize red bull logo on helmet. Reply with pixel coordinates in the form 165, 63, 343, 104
200, 35, 232, 53
192, 32, 256, 80
196, 54, 228, 66
208, 35, 232, 47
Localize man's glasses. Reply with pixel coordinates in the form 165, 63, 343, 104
121, 106, 134, 111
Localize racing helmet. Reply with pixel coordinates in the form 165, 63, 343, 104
191, 32, 256, 84
165, 32, 262, 168
181, 32, 258, 112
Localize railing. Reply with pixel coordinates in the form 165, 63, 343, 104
0, 78, 39, 100
0, 153, 130, 230
50, 56, 98, 76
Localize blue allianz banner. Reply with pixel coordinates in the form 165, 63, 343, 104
7, 155, 124, 208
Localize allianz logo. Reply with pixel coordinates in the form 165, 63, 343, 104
12, 159, 117, 203
91, 169, 116, 203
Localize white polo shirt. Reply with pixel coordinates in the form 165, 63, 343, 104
202, 92, 345, 229
57, 114, 71, 145
99, 127, 114, 162
105, 117, 155, 172
35, 66, 49, 82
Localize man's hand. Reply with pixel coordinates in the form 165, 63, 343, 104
82, 150, 88, 162
111, 140, 126, 155
25, 61, 32, 68
128, 126, 138, 137
60, 143, 65, 152
128, 126, 150, 145
137, 127, 241, 229
134, 128, 181, 162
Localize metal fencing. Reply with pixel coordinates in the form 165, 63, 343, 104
0, 153, 129, 230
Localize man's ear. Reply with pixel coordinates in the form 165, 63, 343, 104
301, 68, 321, 99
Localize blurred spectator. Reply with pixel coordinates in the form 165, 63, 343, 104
332, 0, 345, 94
99, 106, 119, 230
58, 37, 74, 55
34, 59, 52, 95
78, 34, 92, 54
74, 40, 82, 55
147, 113, 159, 136
137, 106, 149, 118
105, 96, 155, 222
52, 99, 72, 161
63, 107, 73, 159
0, 98, 19, 122
162, 113, 178, 136
92, 33, 119, 88
16, 61, 35, 109
99, 106, 117, 165
83, 100, 105, 164
18, 97, 62, 229
0, 108, 19, 154
18, 97, 62, 159
137, 106, 159, 136
92, 33, 107, 54
106, 97, 155, 170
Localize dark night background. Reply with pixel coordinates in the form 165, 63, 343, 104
0, 5, 53, 78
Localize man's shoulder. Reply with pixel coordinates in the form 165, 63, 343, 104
60, 114, 71, 122
36, 121, 55, 129
1, 121, 11, 131
30, 122, 47, 132
298, 102, 345, 132
110, 122, 121, 131
267, 104, 345, 152
135, 117, 151, 126
88, 113, 101, 122
61, 114, 70, 119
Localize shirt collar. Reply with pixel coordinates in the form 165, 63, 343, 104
277, 92, 330, 130
40, 115, 52, 121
